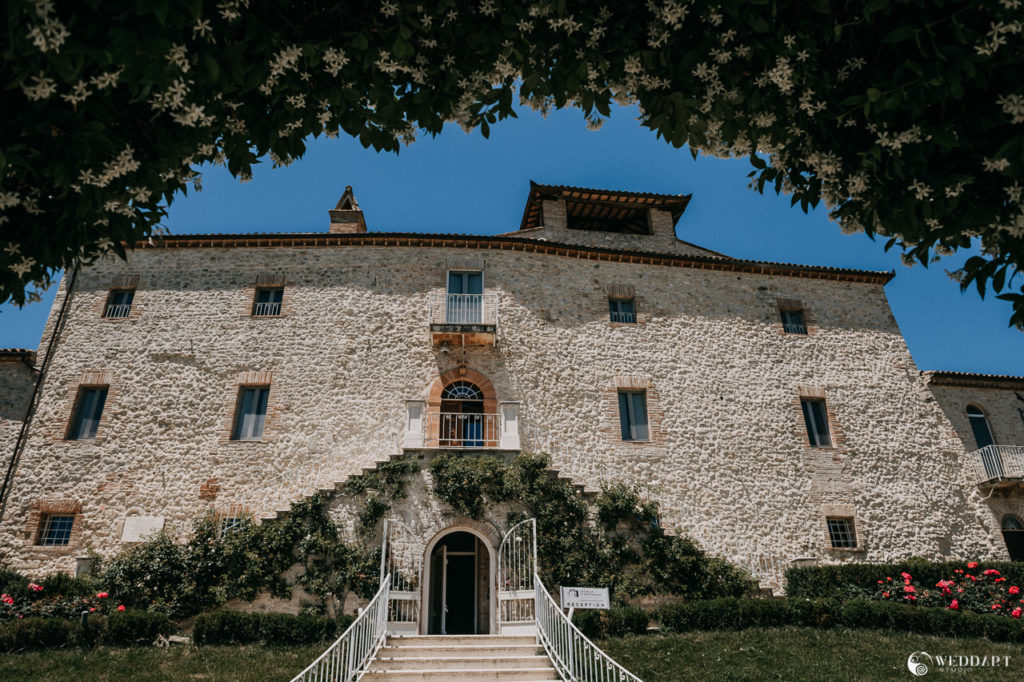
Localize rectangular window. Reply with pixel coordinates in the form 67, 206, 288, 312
826, 517, 857, 548
232, 386, 270, 440
446, 271, 483, 324
68, 387, 108, 440
618, 391, 649, 441
252, 287, 284, 316
104, 289, 134, 318
801, 398, 832, 447
37, 514, 75, 546
609, 298, 637, 324
219, 517, 244, 537
780, 308, 807, 334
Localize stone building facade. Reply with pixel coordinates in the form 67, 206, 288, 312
0, 183, 1021, 629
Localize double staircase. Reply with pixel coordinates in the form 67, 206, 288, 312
363, 634, 559, 681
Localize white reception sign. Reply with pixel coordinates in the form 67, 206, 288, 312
560, 586, 610, 610
121, 515, 165, 542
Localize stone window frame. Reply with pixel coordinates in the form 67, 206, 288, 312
95, 275, 142, 321
49, 371, 119, 444
24, 499, 82, 551
242, 274, 294, 318
774, 298, 817, 336
220, 371, 278, 444
820, 504, 865, 553
794, 386, 847, 451
601, 376, 665, 446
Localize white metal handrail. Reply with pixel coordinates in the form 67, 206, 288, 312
104, 303, 131, 318
428, 291, 497, 326
967, 444, 1024, 484
425, 412, 501, 448
291, 574, 391, 682
609, 311, 636, 323
535, 574, 642, 682
782, 322, 807, 334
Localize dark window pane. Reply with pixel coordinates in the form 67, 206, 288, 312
104, 289, 134, 318
781, 309, 807, 334
967, 409, 994, 449
631, 392, 649, 440
618, 392, 632, 440
233, 387, 269, 440
70, 388, 107, 439
827, 518, 856, 548
609, 298, 637, 323
38, 515, 74, 546
801, 399, 831, 447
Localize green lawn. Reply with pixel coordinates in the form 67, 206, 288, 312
600, 628, 1024, 681
0, 629, 1022, 681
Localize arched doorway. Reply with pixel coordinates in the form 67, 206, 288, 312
1003, 514, 1024, 561
424, 529, 493, 634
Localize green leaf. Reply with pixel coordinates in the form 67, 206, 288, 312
867, 88, 882, 102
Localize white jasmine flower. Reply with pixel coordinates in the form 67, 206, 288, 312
61, 80, 91, 105
323, 47, 349, 76
20, 72, 57, 100
90, 69, 122, 90
982, 156, 1011, 172
908, 179, 932, 200
10, 257, 37, 277
380, 1, 399, 16
193, 18, 213, 41
166, 43, 190, 72
997, 93, 1024, 124
27, 16, 70, 53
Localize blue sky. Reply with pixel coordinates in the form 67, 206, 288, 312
1, 103, 1021, 374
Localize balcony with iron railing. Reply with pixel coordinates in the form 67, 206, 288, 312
104, 303, 132, 319
402, 400, 520, 451
252, 301, 282, 316
966, 445, 1024, 489
428, 291, 497, 346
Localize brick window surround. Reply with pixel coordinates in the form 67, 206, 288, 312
794, 386, 847, 450
24, 499, 82, 549
775, 298, 817, 336
606, 284, 647, 325
220, 371, 278, 443
243, 274, 294, 318
601, 376, 665, 446
48, 372, 119, 443
96, 275, 142, 320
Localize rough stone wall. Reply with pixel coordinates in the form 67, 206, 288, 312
0, 360, 36, 466
512, 200, 722, 258
0, 240, 1008, 578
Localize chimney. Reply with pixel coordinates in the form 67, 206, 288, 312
328, 186, 367, 233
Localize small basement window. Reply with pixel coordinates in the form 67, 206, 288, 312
37, 514, 75, 546
826, 517, 857, 548
780, 308, 807, 334
608, 298, 637, 323
219, 517, 244, 537
252, 287, 283, 316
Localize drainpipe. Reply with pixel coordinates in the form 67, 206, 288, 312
0, 261, 81, 522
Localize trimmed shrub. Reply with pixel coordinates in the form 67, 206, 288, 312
785, 560, 1024, 601
0, 617, 78, 652
572, 606, 649, 639
191, 610, 344, 646
105, 610, 173, 646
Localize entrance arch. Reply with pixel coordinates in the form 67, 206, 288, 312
421, 526, 496, 634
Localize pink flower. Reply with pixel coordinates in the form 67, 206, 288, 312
967, 561, 979, 569
901, 572, 912, 580
984, 569, 1000, 577
904, 585, 916, 593
27, 583, 42, 592
882, 592, 890, 598
991, 604, 1002, 610
89, 607, 96, 612
877, 580, 883, 584
117, 605, 125, 612
949, 599, 959, 610
1009, 586, 1020, 595
1012, 608, 1022, 620
95, 592, 108, 599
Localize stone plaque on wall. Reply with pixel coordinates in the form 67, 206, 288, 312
120, 515, 164, 542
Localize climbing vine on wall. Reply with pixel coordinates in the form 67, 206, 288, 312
2, 1, 1024, 325
429, 452, 751, 601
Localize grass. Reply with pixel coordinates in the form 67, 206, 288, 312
599, 628, 1024, 681
0, 644, 324, 681
1, 628, 1022, 680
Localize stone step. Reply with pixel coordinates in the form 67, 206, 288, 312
361, 669, 559, 681
370, 656, 552, 672
379, 644, 542, 659
387, 635, 537, 647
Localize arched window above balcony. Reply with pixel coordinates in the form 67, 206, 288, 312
966, 405, 995, 450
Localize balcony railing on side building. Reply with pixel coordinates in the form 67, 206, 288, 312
104, 303, 131, 318
967, 445, 1024, 485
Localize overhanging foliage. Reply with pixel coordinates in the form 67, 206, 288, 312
2, 1, 1023, 324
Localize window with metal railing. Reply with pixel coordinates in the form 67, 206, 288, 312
826, 517, 857, 548
608, 298, 636, 323
103, 289, 134, 318
37, 514, 75, 546
780, 308, 807, 334
252, 287, 283, 316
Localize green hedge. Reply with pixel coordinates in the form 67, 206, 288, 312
191, 610, 354, 646
656, 598, 1024, 643
572, 606, 649, 640
0, 610, 173, 652
785, 560, 1024, 600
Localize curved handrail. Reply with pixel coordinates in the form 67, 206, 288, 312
534, 574, 642, 682
291, 574, 391, 682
